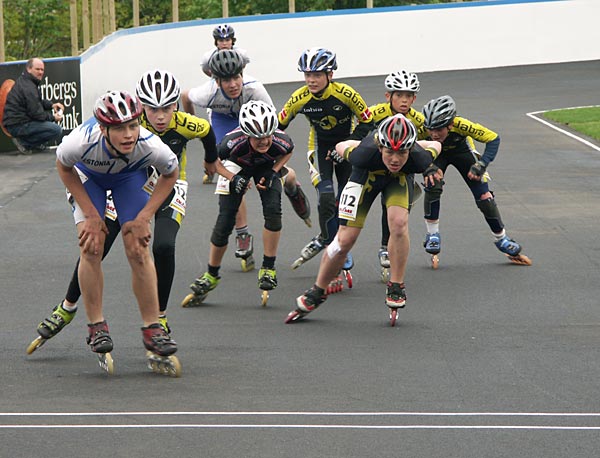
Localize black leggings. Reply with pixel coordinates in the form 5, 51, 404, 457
211, 171, 283, 248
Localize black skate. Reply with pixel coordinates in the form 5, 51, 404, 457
386, 282, 406, 327
285, 286, 327, 323
285, 183, 312, 227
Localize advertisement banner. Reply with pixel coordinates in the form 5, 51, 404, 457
0, 57, 82, 154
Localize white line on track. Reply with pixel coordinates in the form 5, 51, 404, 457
526, 107, 600, 152
1, 424, 600, 431
2, 412, 600, 430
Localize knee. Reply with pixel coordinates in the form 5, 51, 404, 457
124, 241, 151, 266
264, 212, 282, 232
388, 211, 409, 235
153, 238, 175, 258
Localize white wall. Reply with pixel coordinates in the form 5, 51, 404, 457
80, 0, 600, 115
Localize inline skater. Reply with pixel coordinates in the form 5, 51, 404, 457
199, 23, 251, 182
285, 114, 442, 326
421, 95, 531, 268
279, 47, 373, 290
183, 49, 311, 271
49, 90, 180, 374
353, 70, 425, 282
28, 71, 217, 374
181, 101, 294, 307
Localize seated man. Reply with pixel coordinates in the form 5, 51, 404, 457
2, 57, 64, 154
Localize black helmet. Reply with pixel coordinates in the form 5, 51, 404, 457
423, 95, 457, 129
209, 49, 245, 79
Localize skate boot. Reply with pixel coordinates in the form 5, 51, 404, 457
495, 235, 532, 266
386, 282, 406, 327
291, 236, 325, 269
258, 267, 278, 306
181, 272, 220, 307
424, 232, 441, 269
87, 320, 114, 374
285, 183, 312, 227
158, 314, 171, 334
285, 285, 327, 323
235, 233, 255, 272
342, 252, 354, 288
378, 247, 390, 283
27, 302, 77, 354
142, 323, 181, 377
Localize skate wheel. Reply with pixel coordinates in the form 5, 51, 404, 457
261, 290, 269, 307
389, 309, 398, 327
202, 174, 213, 184
431, 254, 439, 270
241, 257, 255, 272
344, 270, 353, 289
380, 267, 389, 284
26, 336, 46, 355
507, 254, 532, 266
98, 352, 114, 375
284, 310, 303, 324
291, 257, 304, 270
303, 217, 312, 228
181, 292, 207, 307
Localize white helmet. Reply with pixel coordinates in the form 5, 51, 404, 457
297, 47, 338, 72
239, 101, 278, 138
136, 69, 181, 108
385, 70, 420, 93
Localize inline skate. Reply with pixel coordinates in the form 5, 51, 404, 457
235, 233, 255, 272
495, 235, 532, 266
386, 282, 406, 327
181, 272, 220, 307
285, 183, 312, 227
27, 302, 77, 354
424, 232, 441, 269
378, 247, 390, 283
285, 286, 327, 323
291, 236, 324, 269
258, 267, 277, 306
87, 320, 114, 375
142, 324, 181, 377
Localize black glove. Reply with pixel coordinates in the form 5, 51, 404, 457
422, 163, 443, 189
469, 160, 487, 179
327, 148, 345, 164
230, 174, 249, 194
260, 169, 280, 190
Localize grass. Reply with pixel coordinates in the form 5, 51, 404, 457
543, 106, 600, 141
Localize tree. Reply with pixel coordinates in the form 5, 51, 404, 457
4, 0, 70, 60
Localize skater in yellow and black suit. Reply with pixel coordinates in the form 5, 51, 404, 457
420, 95, 531, 266
278, 47, 373, 270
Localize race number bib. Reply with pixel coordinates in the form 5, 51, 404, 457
307, 150, 321, 186
338, 181, 363, 221
168, 179, 188, 215
215, 160, 242, 195
142, 167, 159, 195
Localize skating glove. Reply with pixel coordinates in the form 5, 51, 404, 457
230, 174, 250, 194
327, 148, 345, 164
261, 169, 280, 190
422, 163, 443, 189
469, 160, 487, 179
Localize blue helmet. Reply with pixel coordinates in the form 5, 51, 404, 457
213, 24, 235, 39
297, 47, 338, 72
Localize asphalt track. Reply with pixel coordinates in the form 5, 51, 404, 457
1, 60, 600, 458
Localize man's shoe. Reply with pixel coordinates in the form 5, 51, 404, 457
12, 138, 32, 155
